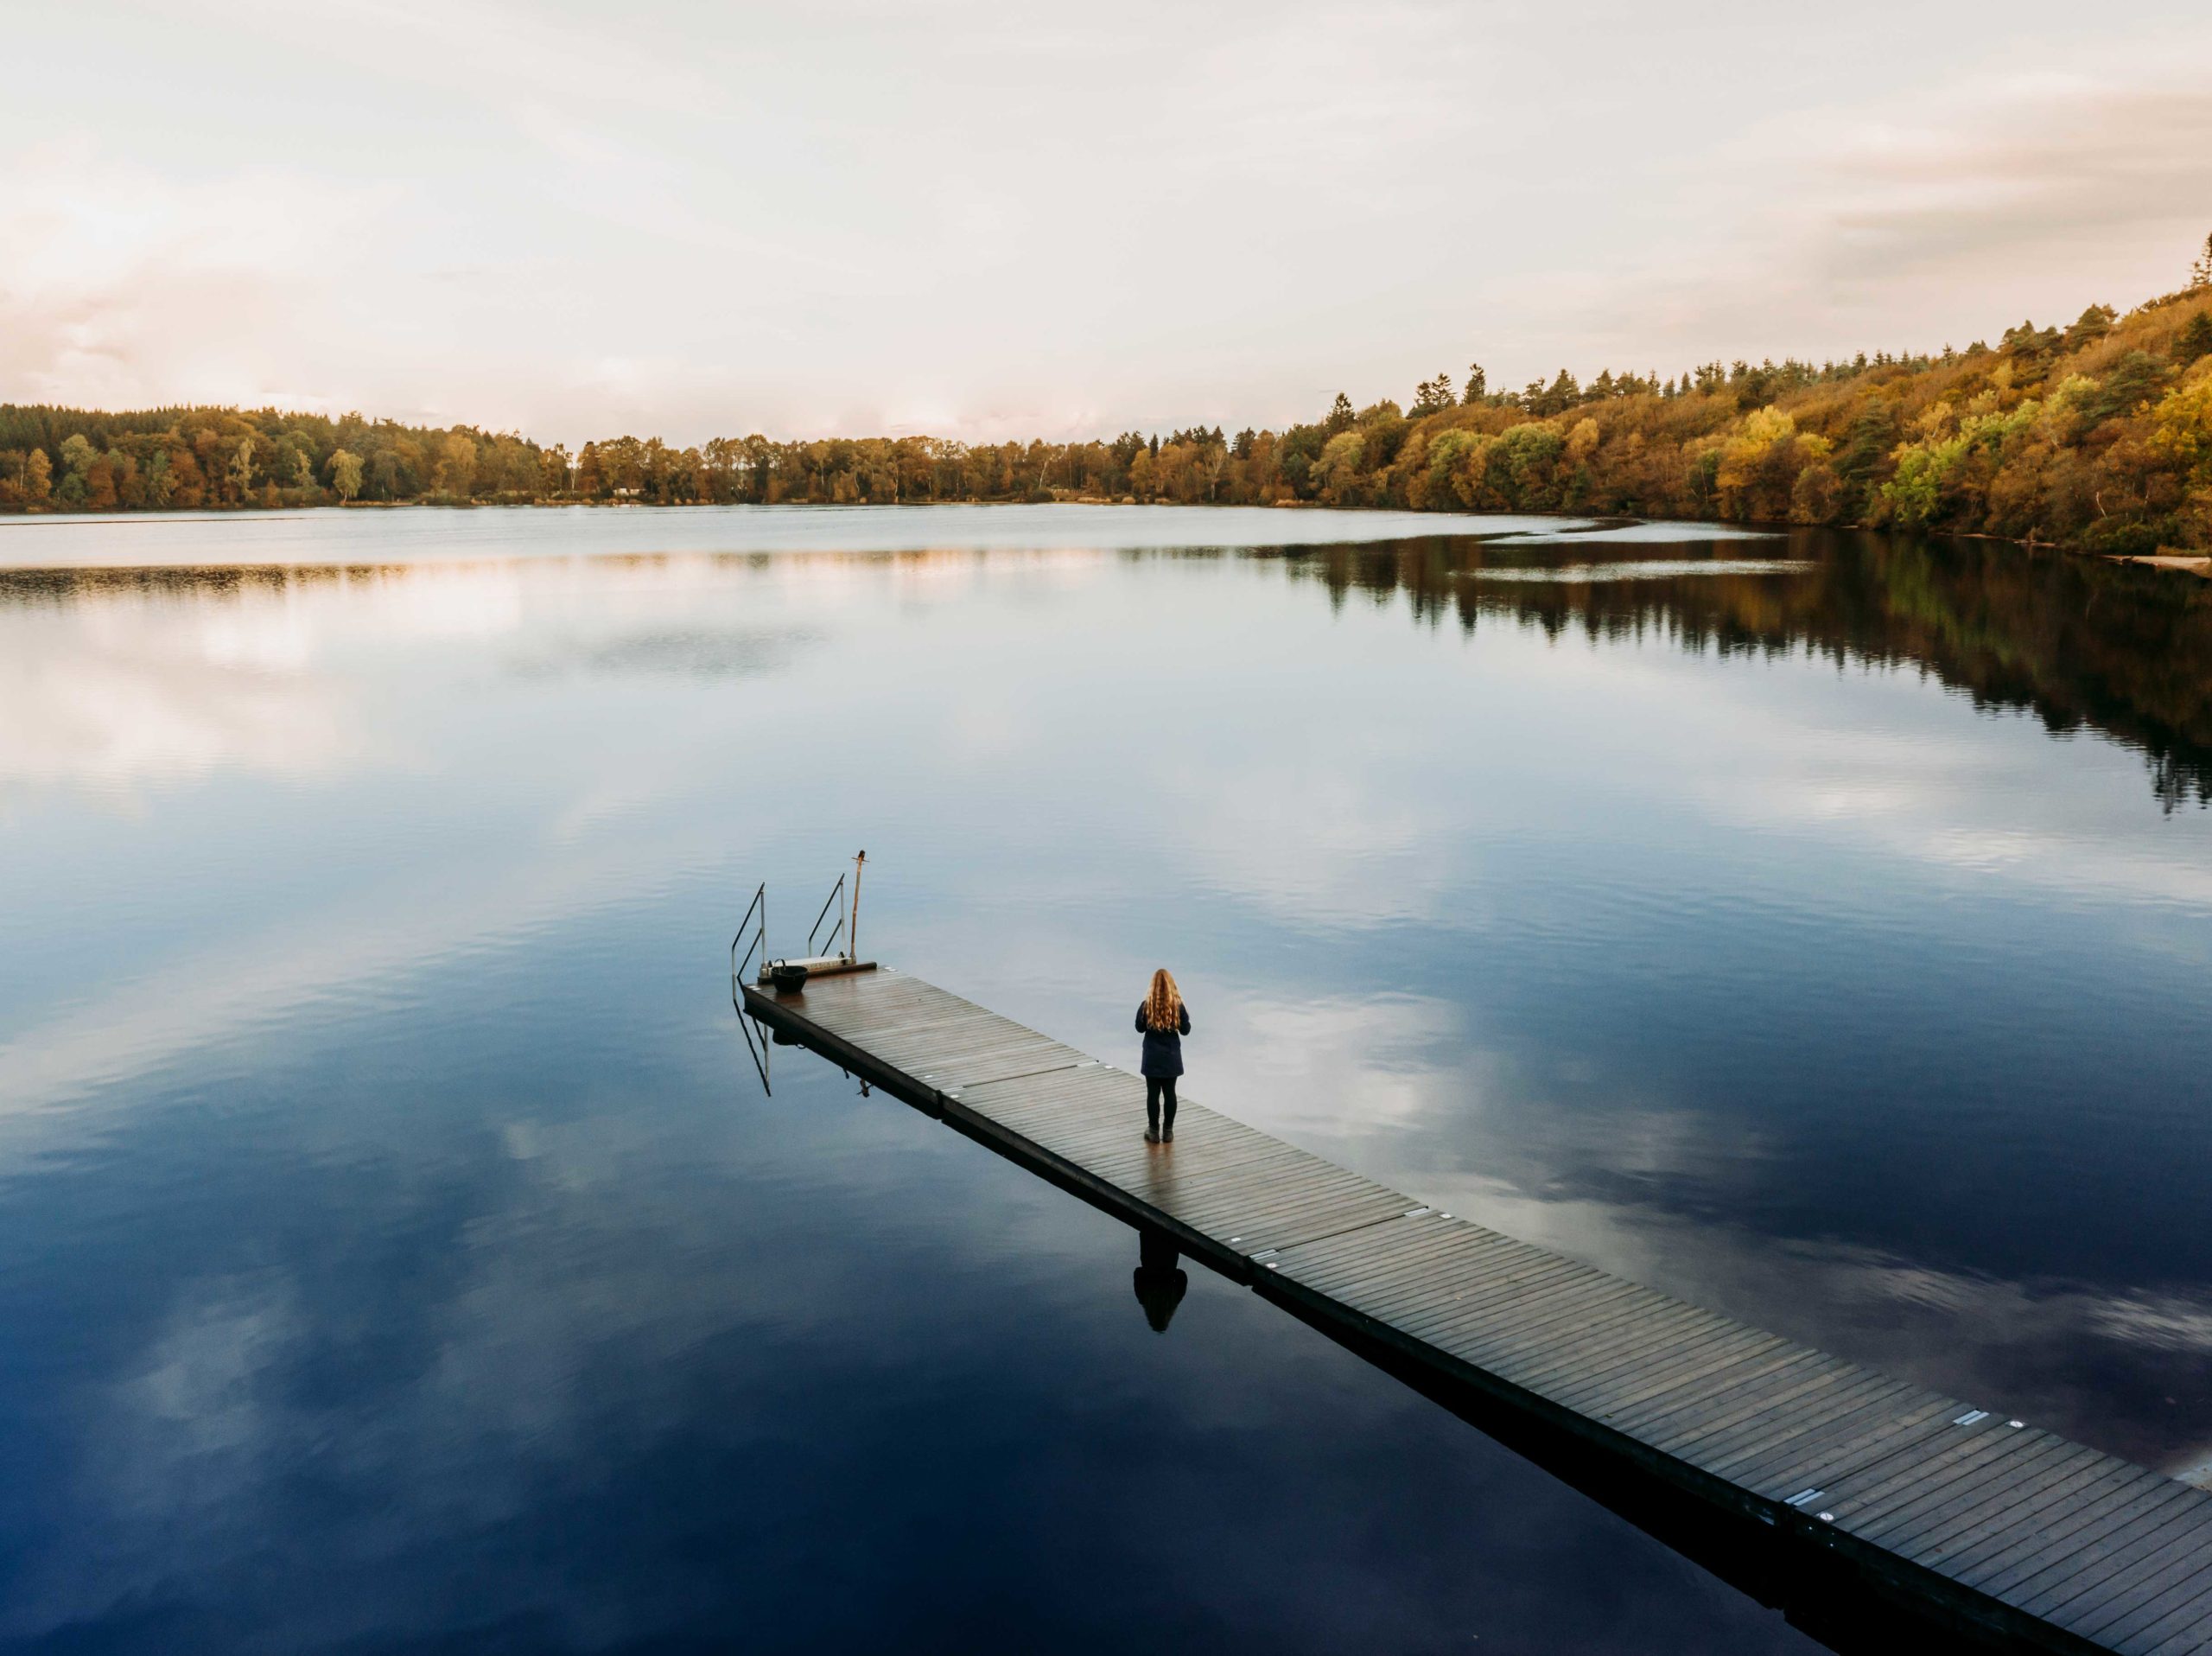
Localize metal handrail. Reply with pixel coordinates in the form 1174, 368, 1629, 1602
731, 882, 766, 982
808, 875, 846, 959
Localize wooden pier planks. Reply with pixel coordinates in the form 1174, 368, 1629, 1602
742, 965, 2212, 1655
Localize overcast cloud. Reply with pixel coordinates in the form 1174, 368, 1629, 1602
3, 0, 2209, 443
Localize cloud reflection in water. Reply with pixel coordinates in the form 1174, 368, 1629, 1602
0, 512, 2208, 1651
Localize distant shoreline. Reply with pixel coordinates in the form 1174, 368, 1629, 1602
9, 273, 2212, 568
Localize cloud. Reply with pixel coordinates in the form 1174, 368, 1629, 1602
0, 151, 368, 411
1669, 654, 2212, 914
0, 582, 358, 802
1475, 61, 2212, 379
8, 4, 2211, 436
1811, 75, 2212, 292
1169, 753, 1471, 931
0, 560, 571, 805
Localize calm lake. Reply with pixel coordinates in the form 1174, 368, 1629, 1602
2, 504, 2208, 1653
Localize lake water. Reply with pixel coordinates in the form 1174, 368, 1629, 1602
2, 504, 2208, 1653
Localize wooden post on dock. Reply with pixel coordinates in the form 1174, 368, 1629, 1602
850, 850, 865, 962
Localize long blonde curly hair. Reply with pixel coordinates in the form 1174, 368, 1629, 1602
1143, 968, 1183, 1034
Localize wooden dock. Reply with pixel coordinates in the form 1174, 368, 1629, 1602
741, 965, 2212, 1654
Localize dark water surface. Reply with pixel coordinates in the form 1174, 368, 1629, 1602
1, 506, 2208, 1653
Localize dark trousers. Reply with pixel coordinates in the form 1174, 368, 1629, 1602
1146, 1076, 1178, 1134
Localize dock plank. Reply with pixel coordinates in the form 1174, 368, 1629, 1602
1917, 1456, 2153, 1575
1873, 1439, 2099, 1554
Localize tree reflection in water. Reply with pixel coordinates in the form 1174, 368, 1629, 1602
1288, 528, 2212, 811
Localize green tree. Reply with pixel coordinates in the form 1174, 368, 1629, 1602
1834, 397, 1898, 514
229, 438, 256, 503
59, 433, 96, 479
327, 449, 365, 502
1491, 422, 1565, 507
1275, 424, 1325, 497
2064, 304, 2115, 351
2078, 352, 2171, 426
1410, 372, 1455, 417
1532, 370, 1580, 417
1463, 363, 1487, 404
1883, 424, 1973, 525
1313, 430, 1365, 500
2176, 311, 2212, 367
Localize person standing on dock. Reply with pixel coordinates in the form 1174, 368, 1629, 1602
1135, 969, 1190, 1144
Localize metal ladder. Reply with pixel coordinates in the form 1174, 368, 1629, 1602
729, 856, 868, 1096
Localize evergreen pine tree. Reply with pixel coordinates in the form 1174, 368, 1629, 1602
2175, 310, 2212, 366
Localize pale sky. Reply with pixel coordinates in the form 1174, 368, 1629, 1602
5, 0, 2211, 445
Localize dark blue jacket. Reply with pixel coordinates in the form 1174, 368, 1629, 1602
1135, 1001, 1192, 1077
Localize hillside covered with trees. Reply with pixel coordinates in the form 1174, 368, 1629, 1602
6, 252, 2211, 558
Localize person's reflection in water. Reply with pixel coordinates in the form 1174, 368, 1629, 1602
1132, 1228, 1189, 1332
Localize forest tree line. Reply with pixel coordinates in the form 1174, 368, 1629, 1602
6, 246, 2212, 557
